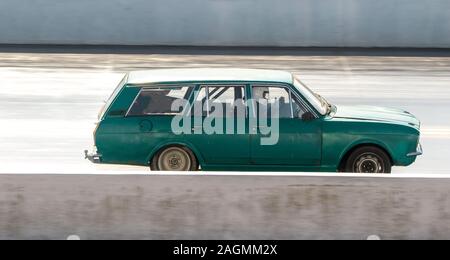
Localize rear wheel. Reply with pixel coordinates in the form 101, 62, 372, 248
344, 146, 392, 174
151, 146, 198, 171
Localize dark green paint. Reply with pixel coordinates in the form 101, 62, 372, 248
92, 72, 421, 172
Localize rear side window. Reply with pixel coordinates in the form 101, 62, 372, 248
127, 86, 193, 116
191, 85, 246, 117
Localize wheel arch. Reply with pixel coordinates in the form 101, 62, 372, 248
337, 141, 394, 172
147, 141, 204, 167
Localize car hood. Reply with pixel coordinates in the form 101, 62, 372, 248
332, 105, 420, 129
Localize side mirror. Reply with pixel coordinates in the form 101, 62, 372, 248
301, 111, 315, 121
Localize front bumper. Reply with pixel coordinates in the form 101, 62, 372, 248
84, 149, 102, 163
407, 143, 423, 157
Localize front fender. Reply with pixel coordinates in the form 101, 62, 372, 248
322, 118, 420, 169
338, 138, 394, 164
322, 132, 394, 169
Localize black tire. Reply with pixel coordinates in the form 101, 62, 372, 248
150, 145, 199, 171
344, 146, 392, 174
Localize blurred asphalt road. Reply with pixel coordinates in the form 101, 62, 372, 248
0, 46, 449, 174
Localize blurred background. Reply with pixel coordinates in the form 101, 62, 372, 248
0, 0, 449, 174
1, 0, 450, 47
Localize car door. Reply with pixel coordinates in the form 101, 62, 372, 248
184, 84, 250, 165
250, 84, 322, 166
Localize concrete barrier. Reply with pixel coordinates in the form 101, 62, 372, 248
0, 0, 450, 47
1, 174, 449, 239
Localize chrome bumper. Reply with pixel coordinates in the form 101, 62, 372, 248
407, 143, 423, 157
84, 149, 102, 163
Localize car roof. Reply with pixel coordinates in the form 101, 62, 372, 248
126, 68, 294, 85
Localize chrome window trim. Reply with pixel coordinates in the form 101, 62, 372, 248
288, 89, 294, 118
206, 86, 210, 117
124, 88, 142, 117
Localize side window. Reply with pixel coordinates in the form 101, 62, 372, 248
252, 86, 292, 118
192, 87, 208, 117
291, 95, 307, 118
127, 86, 192, 116
192, 86, 246, 117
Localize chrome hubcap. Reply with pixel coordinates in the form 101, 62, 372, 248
354, 153, 384, 173
158, 147, 191, 171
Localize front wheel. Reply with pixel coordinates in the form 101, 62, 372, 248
344, 146, 392, 174
151, 146, 199, 171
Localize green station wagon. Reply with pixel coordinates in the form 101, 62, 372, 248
85, 68, 422, 173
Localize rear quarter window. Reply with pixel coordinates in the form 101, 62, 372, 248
127, 86, 193, 116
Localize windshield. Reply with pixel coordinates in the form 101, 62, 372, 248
293, 77, 330, 115
98, 74, 128, 120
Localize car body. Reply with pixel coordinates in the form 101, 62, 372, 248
85, 68, 422, 173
